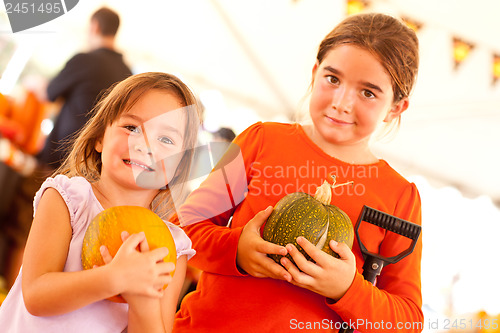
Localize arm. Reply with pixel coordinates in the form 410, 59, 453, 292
178, 129, 257, 275
178, 123, 287, 278
22, 188, 171, 316
127, 255, 187, 333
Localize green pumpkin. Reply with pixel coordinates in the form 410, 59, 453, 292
262, 177, 354, 264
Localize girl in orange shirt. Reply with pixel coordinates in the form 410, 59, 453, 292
175, 13, 422, 332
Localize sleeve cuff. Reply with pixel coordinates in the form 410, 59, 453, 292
326, 271, 366, 313
230, 226, 248, 277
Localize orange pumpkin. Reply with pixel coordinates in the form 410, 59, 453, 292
81, 206, 177, 303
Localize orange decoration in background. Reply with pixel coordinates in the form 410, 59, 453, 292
453, 37, 475, 70
346, 0, 370, 16
401, 16, 423, 33
493, 54, 500, 85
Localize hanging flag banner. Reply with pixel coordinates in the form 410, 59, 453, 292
346, 0, 370, 16
401, 16, 423, 33
452, 37, 474, 70
493, 54, 500, 85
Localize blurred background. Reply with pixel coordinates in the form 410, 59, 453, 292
1, 0, 499, 331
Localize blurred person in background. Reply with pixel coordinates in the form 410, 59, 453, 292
212, 127, 236, 143
37, 6, 132, 169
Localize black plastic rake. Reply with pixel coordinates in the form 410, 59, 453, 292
338, 205, 422, 333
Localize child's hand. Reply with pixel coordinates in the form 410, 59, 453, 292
100, 231, 175, 299
236, 206, 291, 281
280, 236, 356, 300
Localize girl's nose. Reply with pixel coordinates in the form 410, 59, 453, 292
331, 88, 353, 113
134, 143, 153, 155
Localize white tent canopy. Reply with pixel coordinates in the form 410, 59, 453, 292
3, 0, 498, 204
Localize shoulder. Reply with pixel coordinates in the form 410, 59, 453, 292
376, 161, 421, 215
65, 52, 93, 65
235, 121, 296, 145
164, 222, 196, 260
377, 161, 417, 191
34, 175, 96, 223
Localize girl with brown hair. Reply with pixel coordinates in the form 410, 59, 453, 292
0, 72, 200, 332
174, 13, 423, 332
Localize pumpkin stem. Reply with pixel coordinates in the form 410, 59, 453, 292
314, 176, 354, 205
314, 180, 333, 205
330, 175, 354, 190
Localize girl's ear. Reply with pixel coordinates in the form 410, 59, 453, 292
384, 97, 409, 122
311, 60, 320, 84
95, 139, 103, 153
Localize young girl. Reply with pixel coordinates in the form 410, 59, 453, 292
0, 72, 200, 332
174, 13, 423, 332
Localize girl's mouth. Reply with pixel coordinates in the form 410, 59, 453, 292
326, 116, 354, 126
123, 159, 155, 172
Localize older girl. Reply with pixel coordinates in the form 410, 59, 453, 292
175, 13, 422, 333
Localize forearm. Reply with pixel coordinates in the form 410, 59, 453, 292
184, 221, 244, 276
128, 298, 165, 333
22, 265, 119, 317
126, 256, 188, 333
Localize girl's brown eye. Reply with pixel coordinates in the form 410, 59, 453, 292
124, 125, 140, 133
362, 90, 375, 98
326, 75, 339, 84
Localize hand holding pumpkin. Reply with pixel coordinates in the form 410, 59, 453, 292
100, 231, 175, 300
280, 236, 356, 301
236, 206, 292, 282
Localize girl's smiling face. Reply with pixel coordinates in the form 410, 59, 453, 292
309, 44, 408, 155
96, 89, 187, 191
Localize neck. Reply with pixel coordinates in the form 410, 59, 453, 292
303, 124, 378, 164
91, 179, 158, 210
90, 36, 115, 51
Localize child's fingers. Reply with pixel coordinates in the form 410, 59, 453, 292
280, 256, 312, 286
262, 256, 292, 281
121, 231, 146, 251
143, 286, 164, 298
286, 241, 319, 275
121, 231, 130, 242
148, 246, 169, 263
100, 245, 113, 264
121, 230, 150, 252
257, 240, 288, 256
329, 240, 355, 262
156, 261, 176, 275
138, 236, 150, 253
295, 236, 336, 268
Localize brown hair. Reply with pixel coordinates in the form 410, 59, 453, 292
91, 7, 120, 37
317, 13, 419, 104
56, 72, 200, 218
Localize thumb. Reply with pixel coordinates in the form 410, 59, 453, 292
248, 206, 274, 229
329, 240, 354, 261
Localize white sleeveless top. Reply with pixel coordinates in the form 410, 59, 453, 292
0, 175, 195, 332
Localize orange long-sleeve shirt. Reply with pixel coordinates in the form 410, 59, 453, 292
174, 122, 423, 332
